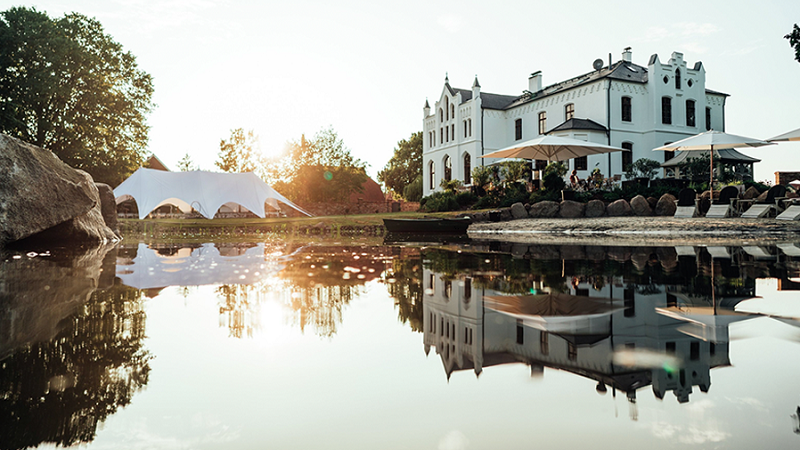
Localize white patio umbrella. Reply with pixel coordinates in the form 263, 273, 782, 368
480, 135, 624, 162
653, 130, 773, 198
768, 127, 800, 142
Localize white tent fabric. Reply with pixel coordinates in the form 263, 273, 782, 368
114, 168, 312, 219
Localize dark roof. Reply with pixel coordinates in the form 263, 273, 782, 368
661, 148, 760, 167
548, 118, 608, 133
705, 88, 730, 97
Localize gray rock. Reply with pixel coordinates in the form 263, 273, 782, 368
647, 197, 658, 209
472, 211, 487, 222
755, 190, 769, 202
95, 183, 119, 235
500, 208, 513, 221
529, 201, 560, 218
558, 200, 585, 218
510, 202, 528, 219
0, 134, 117, 246
585, 199, 606, 217
606, 199, 634, 217
655, 193, 677, 216
630, 195, 653, 216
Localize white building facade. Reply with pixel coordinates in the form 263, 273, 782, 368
422, 49, 729, 196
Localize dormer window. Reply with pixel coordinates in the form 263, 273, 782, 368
675, 69, 681, 90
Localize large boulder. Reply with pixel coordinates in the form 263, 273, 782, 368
558, 200, 585, 218
606, 199, 633, 217
655, 193, 677, 216
95, 183, 119, 235
529, 201, 560, 218
0, 134, 117, 246
510, 202, 528, 219
743, 186, 760, 200
585, 199, 606, 217
630, 195, 653, 216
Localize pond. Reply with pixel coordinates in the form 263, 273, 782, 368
2, 238, 800, 449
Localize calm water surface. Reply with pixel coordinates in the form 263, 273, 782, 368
2, 238, 800, 449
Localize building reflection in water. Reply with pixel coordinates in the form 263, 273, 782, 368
403, 240, 800, 420
0, 245, 150, 450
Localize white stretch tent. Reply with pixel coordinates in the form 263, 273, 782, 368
114, 168, 312, 219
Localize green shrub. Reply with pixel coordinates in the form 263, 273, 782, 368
420, 191, 459, 212
456, 191, 478, 207
403, 175, 422, 202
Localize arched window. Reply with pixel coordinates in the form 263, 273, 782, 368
451, 124, 454, 141
538, 111, 547, 134
445, 97, 449, 120
444, 155, 452, 181
463, 120, 467, 138
515, 118, 522, 140
675, 69, 681, 90
686, 99, 696, 127
440, 128, 443, 144
429, 161, 435, 189
621, 142, 633, 172
661, 97, 672, 125
439, 108, 443, 122
468, 118, 472, 136
621, 97, 632, 122
450, 104, 455, 119
463, 154, 471, 185
565, 103, 574, 120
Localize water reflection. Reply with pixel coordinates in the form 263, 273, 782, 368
386, 240, 800, 420
0, 245, 150, 450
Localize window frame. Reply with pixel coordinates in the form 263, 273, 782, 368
661, 97, 672, 125
621, 96, 632, 122
538, 111, 547, 135
565, 103, 575, 121
444, 155, 452, 182
463, 153, 471, 185
686, 99, 696, 127
621, 142, 633, 172
574, 156, 588, 171
515, 118, 522, 141
428, 161, 435, 189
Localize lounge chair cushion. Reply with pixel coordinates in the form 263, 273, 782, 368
741, 204, 774, 218
777, 204, 800, 221
705, 204, 731, 218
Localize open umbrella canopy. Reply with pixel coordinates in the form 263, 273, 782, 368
480, 135, 623, 162
654, 130, 772, 152
484, 293, 619, 317
768, 127, 800, 142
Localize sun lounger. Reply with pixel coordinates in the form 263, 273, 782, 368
742, 246, 775, 259
776, 204, 800, 221
707, 246, 732, 258
741, 185, 787, 219
777, 243, 800, 257
705, 186, 739, 218
674, 246, 697, 257
673, 188, 698, 218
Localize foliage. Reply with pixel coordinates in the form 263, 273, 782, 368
403, 175, 422, 202
625, 158, 662, 180
216, 128, 263, 174
470, 165, 493, 196
786, 23, 800, 63
420, 191, 459, 212
456, 191, 477, 207
176, 153, 197, 171
500, 160, 530, 184
543, 161, 567, 192
0, 7, 154, 186
267, 127, 369, 204
498, 183, 530, 207
377, 131, 422, 200
677, 153, 711, 182
439, 178, 463, 192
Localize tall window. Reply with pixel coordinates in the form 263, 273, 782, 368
463, 154, 471, 185
538, 111, 547, 134
450, 104, 455, 119
515, 118, 522, 140
621, 97, 632, 122
444, 155, 452, 181
468, 118, 472, 137
705, 107, 712, 131
451, 124, 454, 141
445, 98, 449, 120
574, 156, 587, 171
621, 142, 633, 172
661, 97, 672, 125
565, 103, 574, 120
440, 128, 443, 145
686, 99, 696, 127
463, 120, 467, 138
445, 126, 449, 142
439, 108, 443, 122
675, 69, 681, 90
428, 161, 435, 189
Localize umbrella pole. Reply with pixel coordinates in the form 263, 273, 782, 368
709, 145, 714, 200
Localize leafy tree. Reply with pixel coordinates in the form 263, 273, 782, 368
377, 131, 422, 199
678, 153, 711, 182
625, 158, 662, 179
0, 7, 154, 186
215, 128, 263, 174
176, 152, 197, 171
268, 127, 369, 204
786, 23, 800, 63
470, 165, 493, 196
403, 174, 422, 202
543, 161, 567, 192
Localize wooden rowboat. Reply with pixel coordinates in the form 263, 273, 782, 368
383, 217, 471, 234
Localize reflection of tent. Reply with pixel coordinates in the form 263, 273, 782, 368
114, 168, 312, 219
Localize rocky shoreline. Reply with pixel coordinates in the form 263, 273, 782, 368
469, 216, 800, 246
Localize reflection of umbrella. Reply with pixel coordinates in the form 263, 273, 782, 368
654, 130, 773, 198
768, 127, 800, 142
480, 135, 623, 163
485, 293, 618, 316
656, 306, 757, 341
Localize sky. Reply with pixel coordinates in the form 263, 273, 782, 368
7, 0, 800, 182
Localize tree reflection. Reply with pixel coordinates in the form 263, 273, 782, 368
0, 280, 150, 449
385, 248, 424, 332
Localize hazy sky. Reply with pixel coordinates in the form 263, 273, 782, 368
11, 0, 800, 182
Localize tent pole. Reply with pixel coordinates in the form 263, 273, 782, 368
709, 145, 714, 201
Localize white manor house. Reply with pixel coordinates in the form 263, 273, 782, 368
422, 49, 729, 196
